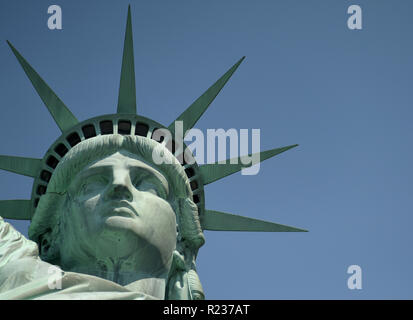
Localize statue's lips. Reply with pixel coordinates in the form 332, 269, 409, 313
103, 201, 139, 218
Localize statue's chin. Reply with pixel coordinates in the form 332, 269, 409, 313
93, 216, 144, 256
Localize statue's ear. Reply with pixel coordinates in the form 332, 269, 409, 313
165, 253, 205, 300
166, 269, 191, 300
177, 198, 205, 249
38, 229, 54, 259
165, 251, 189, 299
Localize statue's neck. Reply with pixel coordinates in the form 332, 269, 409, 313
61, 258, 169, 299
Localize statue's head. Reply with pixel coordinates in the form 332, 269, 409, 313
28, 134, 205, 299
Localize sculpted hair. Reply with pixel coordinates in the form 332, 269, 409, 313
28, 134, 205, 299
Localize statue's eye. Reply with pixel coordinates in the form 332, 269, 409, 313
80, 176, 108, 195
133, 176, 166, 199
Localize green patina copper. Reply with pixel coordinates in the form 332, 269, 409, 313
168, 57, 245, 134
199, 144, 299, 185
0, 155, 42, 178
6, 41, 79, 133
0, 200, 31, 220
117, 5, 137, 115
0, 6, 306, 300
202, 210, 307, 232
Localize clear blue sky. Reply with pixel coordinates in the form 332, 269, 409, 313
1, 0, 413, 299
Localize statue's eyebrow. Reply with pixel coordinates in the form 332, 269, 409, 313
129, 166, 169, 195
77, 165, 113, 180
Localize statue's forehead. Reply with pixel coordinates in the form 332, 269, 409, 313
78, 150, 169, 188
85, 150, 144, 168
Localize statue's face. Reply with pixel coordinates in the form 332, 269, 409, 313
60, 150, 177, 275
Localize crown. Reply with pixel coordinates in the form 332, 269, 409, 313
0, 6, 307, 234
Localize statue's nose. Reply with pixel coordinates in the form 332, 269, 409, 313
105, 168, 134, 201
107, 183, 133, 201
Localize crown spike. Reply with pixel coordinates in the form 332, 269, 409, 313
0, 200, 31, 220
117, 5, 137, 114
6, 41, 79, 133
200, 144, 298, 185
0, 155, 42, 178
202, 210, 307, 232
168, 57, 245, 134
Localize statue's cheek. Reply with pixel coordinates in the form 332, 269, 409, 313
71, 192, 99, 210
141, 198, 176, 246
152, 199, 176, 227
68, 195, 102, 229
158, 205, 178, 247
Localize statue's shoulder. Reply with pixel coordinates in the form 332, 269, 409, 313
0, 217, 53, 296
0, 217, 39, 266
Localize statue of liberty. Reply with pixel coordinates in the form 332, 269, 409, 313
0, 6, 306, 300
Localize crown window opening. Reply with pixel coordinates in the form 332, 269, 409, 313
67, 132, 81, 147
40, 170, 52, 183
167, 140, 176, 155
82, 124, 97, 139
193, 194, 200, 204
185, 167, 195, 178
190, 180, 198, 191
54, 143, 68, 158
118, 120, 131, 135
46, 155, 59, 169
36, 185, 47, 196
100, 120, 113, 135
135, 122, 149, 137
